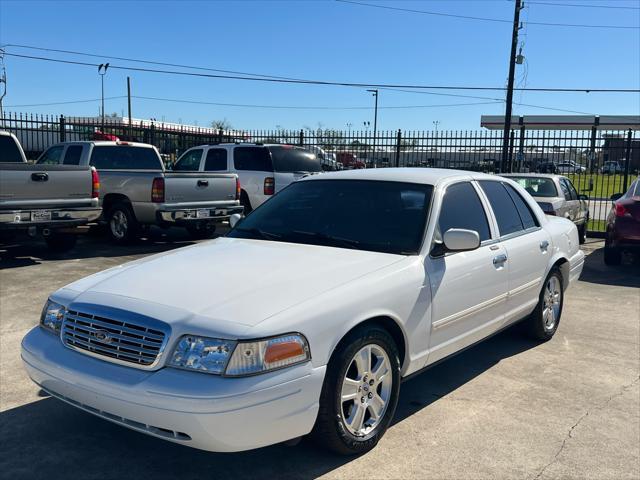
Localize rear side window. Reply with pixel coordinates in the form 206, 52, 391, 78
174, 149, 203, 171
561, 178, 578, 200
234, 147, 272, 172
438, 182, 491, 242
479, 181, 525, 236
204, 149, 228, 171
38, 146, 64, 165
558, 179, 572, 200
63, 145, 83, 165
503, 184, 539, 229
90, 146, 162, 170
0, 135, 25, 162
268, 146, 322, 173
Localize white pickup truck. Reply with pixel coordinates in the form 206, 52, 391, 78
0, 131, 101, 251
36, 141, 243, 242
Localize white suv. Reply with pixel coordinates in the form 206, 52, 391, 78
175, 143, 322, 212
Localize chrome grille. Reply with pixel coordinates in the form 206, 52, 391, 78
62, 309, 167, 367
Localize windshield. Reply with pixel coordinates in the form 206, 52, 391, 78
268, 146, 322, 173
509, 177, 558, 198
227, 179, 433, 255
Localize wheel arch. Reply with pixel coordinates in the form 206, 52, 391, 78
549, 256, 570, 290
102, 193, 132, 212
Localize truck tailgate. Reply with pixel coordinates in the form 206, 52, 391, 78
0, 164, 95, 208
164, 172, 238, 205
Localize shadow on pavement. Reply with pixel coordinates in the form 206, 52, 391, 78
0, 326, 537, 480
578, 246, 640, 288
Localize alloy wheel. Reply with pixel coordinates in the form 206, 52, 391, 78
110, 210, 128, 240
542, 276, 562, 331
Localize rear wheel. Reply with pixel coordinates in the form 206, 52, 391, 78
107, 202, 138, 244
240, 191, 253, 214
604, 232, 622, 266
577, 222, 587, 245
45, 232, 77, 252
312, 326, 400, 455
185, 222, 216, 240
526, 268, 564, 341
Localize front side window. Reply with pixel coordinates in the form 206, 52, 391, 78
234, 147, 272, 172
561, 178, 578, 200
89, 146, 162, 170
437, 182, 491, 242
558, 179, 572, 200
63, 145, 83, 165
478, 180, 525, 237
204, 149, 228, 171
174, 149, 203, 171
37, 146, 64, 165
227, 180, 433, 255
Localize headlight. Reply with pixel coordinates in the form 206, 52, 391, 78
167, 333, 311, 376
40, 300, 66, 333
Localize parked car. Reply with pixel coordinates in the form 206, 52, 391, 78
600, 161, 624, 175
555, 161, 586, 174
175, 143, 322, 213
536, 161, 557, 174
502, 173, 589, 244
0, 131, 101, 251
305, 145, 338, 171
36, 141, 243, 242
22, 168, 584, 455
604, 177, 640, 265
336, 152, 365, 169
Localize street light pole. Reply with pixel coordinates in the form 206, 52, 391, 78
367, 89, 378, 167
98, 63, 110, 132
501, 0, 522, 173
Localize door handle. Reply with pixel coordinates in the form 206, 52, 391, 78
197, 180, 209, 187
540, 240, 549, 251
31, 172, 48, 182
493, 254, 508, 265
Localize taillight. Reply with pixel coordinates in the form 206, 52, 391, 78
91, 168, 100, 199
235, 177, 241, 201
614, 202, 630, 218
264, 177, 275, 196
152, 177, 165, 203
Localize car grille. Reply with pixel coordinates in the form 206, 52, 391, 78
62, 309, 167, 367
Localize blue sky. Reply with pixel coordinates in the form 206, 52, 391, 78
1, 0, 639, 131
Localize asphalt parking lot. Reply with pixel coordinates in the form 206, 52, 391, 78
1, 231, 638, 480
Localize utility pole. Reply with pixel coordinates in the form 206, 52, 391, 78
127, 76, 133, 138
501, 0, 523, 173
0, 48, 7, 124
367, 89, 378, 167
98, 63, 110, 132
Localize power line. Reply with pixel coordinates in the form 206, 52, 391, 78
336, 0, 640, 29
526, 1, 640, 10
5, 96, 126, 108
5, 52, 639, 93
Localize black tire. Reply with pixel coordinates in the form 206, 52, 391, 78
312, 325, 401, 455
240, 191, 252, 214
525, 268, 564, 341
106, 202, 138, 244
185, 222, 216, 240
45, 232, 77, 253
577, 222, 586, 245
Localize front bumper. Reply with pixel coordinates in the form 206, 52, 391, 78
21, 327, 324, 452
0, 207, 102, 230
157, 205, 244, 224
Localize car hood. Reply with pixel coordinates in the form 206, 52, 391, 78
59, 237, 404, 332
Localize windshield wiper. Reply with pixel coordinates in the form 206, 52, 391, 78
234, 227, 282, 241
286, 230, 361, 249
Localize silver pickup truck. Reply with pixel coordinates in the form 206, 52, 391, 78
36, 141, 243, 243
0, 131, 102, 251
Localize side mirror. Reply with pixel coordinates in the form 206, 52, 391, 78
443, 228, 480, 252
229, 213, 243, 229
610, 193, 623, 201
578, 194, 589, 201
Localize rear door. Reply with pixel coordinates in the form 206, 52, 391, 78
267, 145, 322, 192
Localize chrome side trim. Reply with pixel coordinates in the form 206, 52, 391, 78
508, 278, 542, 297
432, 293, 508, 330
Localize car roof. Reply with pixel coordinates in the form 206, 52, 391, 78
304, 167, 500, 186
501, 173, 563, 180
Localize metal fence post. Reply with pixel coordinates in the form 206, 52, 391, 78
518, 119, 525, 172
218, 128, 223, 143
508, 130, 516, 172
623, 128, 632, 192
299, 129, 304, 147
59, 115, 66, 143
395, 129, 402, 167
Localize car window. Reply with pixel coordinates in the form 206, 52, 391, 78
437, 182, 491, 242
267, 146, 322, 173
478, 180, 525, 237
37, 146, 64, 165
559, 178, 577, 200
204, 149, 228, 171
62, 145, 83, 165
89, 146, 162, 170
0, 135, 25, 162
565, 178, 579, 200
509, 176, 558, 198
174, 149, 203, 171
234, 147, 273, 172
624, 180, 639, 199
227, 180, 433, 255
503, 183, 539, 229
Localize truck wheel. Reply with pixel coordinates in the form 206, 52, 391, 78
186, 222, 216, 240
240, 191, 253, 214
45, 232, 77, 253
312, 325, 401, 455
525, 268, 564, 341
107, 202, 138, 244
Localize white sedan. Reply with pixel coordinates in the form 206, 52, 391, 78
21, 168, 584, 455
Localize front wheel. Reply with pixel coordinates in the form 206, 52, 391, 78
525, 268, 564, 341
312, 326, 400, 455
